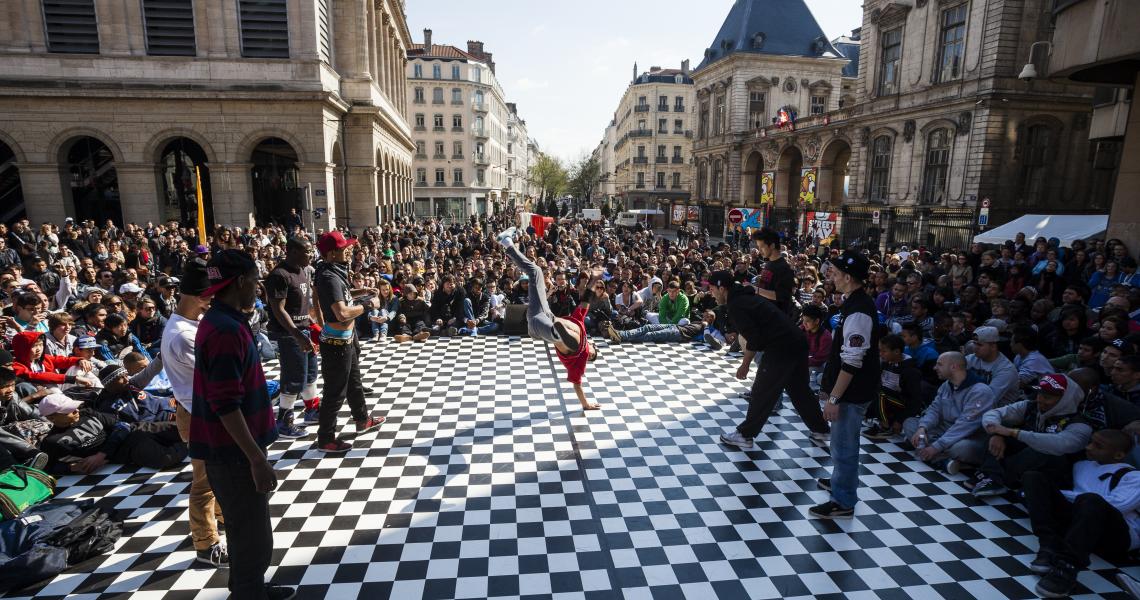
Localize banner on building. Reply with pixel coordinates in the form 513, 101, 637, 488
759, 172, 776, 205
798, 167, 818, 205
686, 205, 701, 222
671, 205, 686, 226
804, 211, 838, 244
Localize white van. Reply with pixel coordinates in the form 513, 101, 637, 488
615, 209, 663, 229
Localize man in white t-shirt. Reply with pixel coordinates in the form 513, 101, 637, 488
159, 258, 229, 569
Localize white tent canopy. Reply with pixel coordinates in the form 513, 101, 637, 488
973, 214, 1109, 248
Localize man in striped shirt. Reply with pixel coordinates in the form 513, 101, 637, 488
191, 250, 293, 600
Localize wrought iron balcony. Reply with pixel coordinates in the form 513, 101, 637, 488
474, 153, 489, 165
635, 182, 646, 188
472, 101, 488, 112
415, 152, 427, 159
629, 129, 652, 138
472, 127, 489, 139
655, 157, 667, 164
634, 105, 650, 112
671, 156, 683, 164
633, 156, 649, 164
674, 105, 685, 112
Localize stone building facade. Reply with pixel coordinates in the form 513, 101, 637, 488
406, 31, 533, 222
608, 64, 695, 222
0, 0, 414, 231
692, 0, 1109, 243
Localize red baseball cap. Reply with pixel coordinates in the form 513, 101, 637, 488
317, 231, 358, 255
1034, 374, 1068, 395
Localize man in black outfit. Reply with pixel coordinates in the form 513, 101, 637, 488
707, 271, 830, 450
751, 227, 796, 317
429, 274, 467, 337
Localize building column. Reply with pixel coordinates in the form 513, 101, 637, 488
16, 164, 69, 224
115, 163, 162, 225
93, 0, 131, 56
210, 163, 255, 229
344, 166, 379, 227
1107, 71, 1140, 252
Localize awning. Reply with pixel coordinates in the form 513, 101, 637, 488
973, 214, 1109, 248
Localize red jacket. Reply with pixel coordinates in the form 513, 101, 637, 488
803, 325, 832, 369
556, 306, 590, 384
10, 331, 82, 385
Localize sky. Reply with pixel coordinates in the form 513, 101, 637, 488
405, 0, 864, 164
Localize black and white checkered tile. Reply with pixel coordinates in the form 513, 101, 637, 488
5, 336, 1138, 599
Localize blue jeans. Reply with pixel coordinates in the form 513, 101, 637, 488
462, 298, 476, 322
830, 400, 871, 510
619, 323, 684, 343
255, 331, 276, 361
271, 332, 318, 395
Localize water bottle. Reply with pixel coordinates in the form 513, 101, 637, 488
917, 432, 927, 450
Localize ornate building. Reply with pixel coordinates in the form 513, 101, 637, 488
0, 0, 415, 230
406, 31, 533, 222
693, 0, 1108, 246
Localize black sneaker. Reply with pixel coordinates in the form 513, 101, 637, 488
1035, 560, 1079, 598
194, 542, 229, 569
817, 478, 831, 491
809, 501, 854, 519
861, 424, 893, 441
23, 452, 50, 471
266, 585, 297, 600
1029, 549, 1054, 575
972, 476, 1008, 498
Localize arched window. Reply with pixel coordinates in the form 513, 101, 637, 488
1019, 124, 1054, 206
920, 128, 950, 204
696, 162, 708, 199
712, 159, 723, 199
869, 136, 892, 203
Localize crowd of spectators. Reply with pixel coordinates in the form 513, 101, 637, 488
2, 212, 1140, 597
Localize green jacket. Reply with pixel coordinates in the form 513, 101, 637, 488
658, 292, 690, 324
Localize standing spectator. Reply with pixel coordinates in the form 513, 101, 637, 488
751, 228, 796, 317
263, 237, 319, 438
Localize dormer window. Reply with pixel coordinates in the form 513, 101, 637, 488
751, 33, 766, 49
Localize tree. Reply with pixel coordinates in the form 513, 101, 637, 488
567, 153, 603, 214
529, 153, 568, 204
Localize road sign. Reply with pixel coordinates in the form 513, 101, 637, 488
872, 210, 881, 223
978, 207, 990, 227
728, 208, 744, 224
981, 198, 991, 208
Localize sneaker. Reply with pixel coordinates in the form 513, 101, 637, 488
1115, 572, 1140, 600
195, 542, 230, 569
809, 431, 831, 449
1029, 549, 1054, 575
603, 321, 621, 344
275, 417, 309, 439
809, 501, 854, 519
315, 440, 352, 454
22, 452, 50, 471
719, 429, 754, 449
356, 416, 385, 434
413, 331, 430, 342
945, 459, 963, 476
444, 326, 459, 337
497, 227, 517, 246
1035, 560, 1079, 599
265, 585, 298, 600
861, 423, 893, 441
393, 334, 412, 342
817, 478, 831, 491
738, 389, 751, 400
302, 407, 321, 425
971, 476, 1008, 497
704, 332, 723, 350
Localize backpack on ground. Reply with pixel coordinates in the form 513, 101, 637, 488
0, 466, 55, 521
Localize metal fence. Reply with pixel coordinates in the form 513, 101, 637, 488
838, 205, 977, 252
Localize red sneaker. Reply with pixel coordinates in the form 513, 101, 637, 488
302, 397, 321, 411
315, 440, 351, 454
356, 416, 385, 433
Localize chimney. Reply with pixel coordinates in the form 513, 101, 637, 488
850, 28, 861, 41
467, 40, 485, 57
484, 51, 495, 74
423, 28, 432, 51
681, 59, 690, 74
632, 62, 638, 83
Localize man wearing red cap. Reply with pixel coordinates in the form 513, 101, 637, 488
311, 231, 383, 454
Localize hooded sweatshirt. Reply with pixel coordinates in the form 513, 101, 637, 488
966, 352, 1020, 406
981, 375, 1092, 456
919, 373, 996, 451
10, 331, 82, 385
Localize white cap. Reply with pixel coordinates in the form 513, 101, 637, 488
37, 393, 84, 417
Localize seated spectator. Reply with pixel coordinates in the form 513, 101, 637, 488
904, 352, 996, 472
1051, 335, 1105, 373
129, 297, 166, 356
460, 278, 500, 336
1108, 355, 1140, 406
864, 334, 925, 441
546, 271, 578, 318
42, 312, 75, 358
37, 393, 186, 475
972, 374, 1092, 497
900, 321, 938, 384
10, 331, 95, 388
1012, 325, 1054, 393
966, 326, 1021, 406
96, 312, 151, 362
429, 274, 468, 336
91, 364, 175, 423
1022, 429, 1140, 598
657, 280, 690, 325
1100, 339, 1134, 384
0, 367, 49, 468
367, 278, 400, 340
700, 309, 727, 350
70, 302, 108, 339
392, 284, 430, 342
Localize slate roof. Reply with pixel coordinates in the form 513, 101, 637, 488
831, 35, 861, 78
696, 0, 843, 70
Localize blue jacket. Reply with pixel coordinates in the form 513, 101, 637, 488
919, 373, 996, 451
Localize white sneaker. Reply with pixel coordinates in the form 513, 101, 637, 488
497, 227, 517, 246
809, 432, 830, 449
719, 429, 754, 448
1116, 572, 1140, 600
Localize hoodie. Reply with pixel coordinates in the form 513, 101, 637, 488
981, 375, 1092, 456
10, 331, 82, 385
919, 373, 997, 451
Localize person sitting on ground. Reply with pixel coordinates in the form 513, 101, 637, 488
700, 309, 727, 350
601, 320, 704, 345
900, 321, 939, 386
459, 277, 500, 336
1108, 354, 1140, 406
0, 368, 49, 469
972, 374, 1092, 497
1051, 335, 1105, 373
96, 312, 151, 362
1022, 429, 1140, 598
10, 331, 95, 388
91, 363, 175, 424
966, 326, 1021, 406
863, 334, 925, 441
428, 274, 467, 337
657, 280, 690, 325
392, 284, 430, 342
129, 297, 167, 356
1012, 325, 1054, 393
904, 351, 996, 473
38, 392, 186, 475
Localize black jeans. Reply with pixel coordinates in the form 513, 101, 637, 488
737, 340, 829, 438
206, 460, 273, 599
1023, 470, 1131, 568
979, 436, 1073, 489
318, 338, 368, 445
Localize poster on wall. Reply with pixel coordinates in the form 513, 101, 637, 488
726, 207, 765, 230
804, 211, 839, 244
759, 172, 776, 205
798, 167, 818, 205
671, 205, 686, 226
686, 205, 701, 222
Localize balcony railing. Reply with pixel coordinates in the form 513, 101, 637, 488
433, 181, 446, 186
635, 182, 646, 188
674, 105, 685, 112
432, 98, 444, 105
657, 105, 669, 112
629, 129, 652, 138
415, 152, 427, 159
451, 99, 464, 105
474, 180, 487, 187
433, 154, 446, 160
414, 97, 426, 104
414, 125, 426, 131
433, 126, 445, 132
633, 156, 649, 164
472, 127, 489, 138
658, 129, 669, 135
655, 183, 666, 189
416, 181, 428, 187
634, 104, 650, 112
452, 154, 464, 160
472, 101, 488, 112
474, 153, 489, 165
672, 156, 683, 164
655, 157, 667, 163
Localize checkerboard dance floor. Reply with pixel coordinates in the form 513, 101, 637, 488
7, 336, 1140, 599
